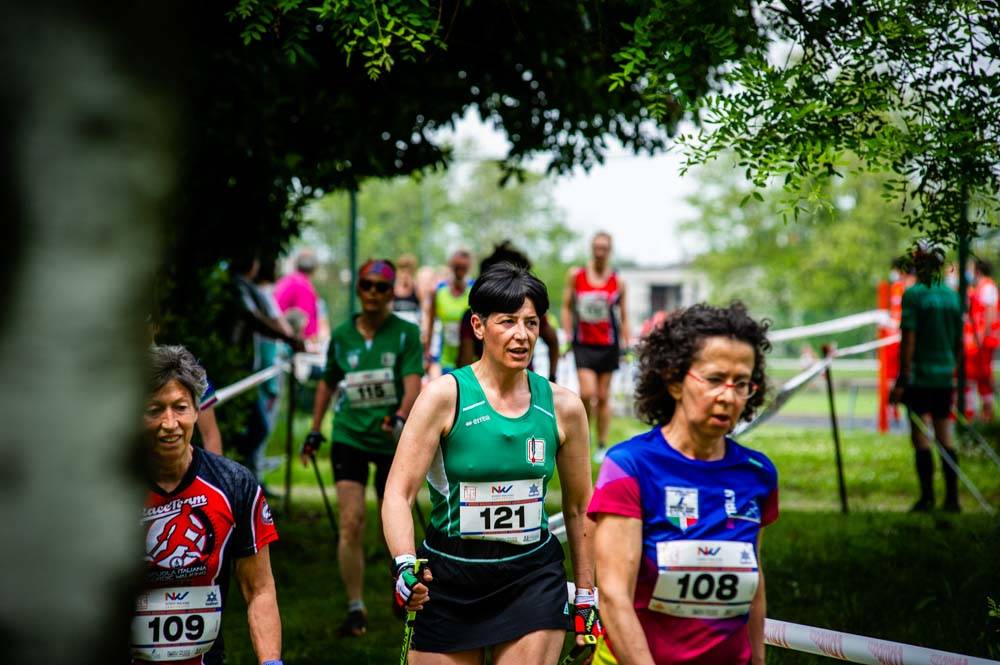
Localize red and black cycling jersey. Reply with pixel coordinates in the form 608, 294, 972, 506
135, 447, 278, 665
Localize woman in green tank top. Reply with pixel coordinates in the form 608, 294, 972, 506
382, 262, 600, 664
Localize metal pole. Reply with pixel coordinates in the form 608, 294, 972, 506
349, 187, 359, 318
822, 345, 849, 514
283, 366, 296, 516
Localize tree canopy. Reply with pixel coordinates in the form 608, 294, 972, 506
682, 155, 910, 338
638, 0, 1000, 243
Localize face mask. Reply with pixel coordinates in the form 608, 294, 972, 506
889, 270, 900, 282
945, 273, 959, 289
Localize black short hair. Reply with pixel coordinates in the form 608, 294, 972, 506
480, 240, 532, 273
469, 262, 549, 319
975, 257, 993, 277
634, 302, 770, 426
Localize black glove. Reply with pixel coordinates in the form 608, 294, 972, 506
301, 430, 325, 458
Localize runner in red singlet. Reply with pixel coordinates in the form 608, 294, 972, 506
562, 232, 630, 462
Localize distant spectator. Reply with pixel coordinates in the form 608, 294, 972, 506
890, 242, 962, 512
275, 248, 321, 342
393, 253, 422, 327
229, 250, 302, 492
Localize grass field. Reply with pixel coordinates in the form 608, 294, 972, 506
213, 410, 1000, 664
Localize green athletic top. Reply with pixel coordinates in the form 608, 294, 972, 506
900, 281, 961, 389
324, 314, 423, 453
426, 366, 559, 547
434, 281, 471, 369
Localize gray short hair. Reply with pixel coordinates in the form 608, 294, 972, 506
148, 344, 208, 404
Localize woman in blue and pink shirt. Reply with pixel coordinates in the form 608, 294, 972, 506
589, 302, 778, 665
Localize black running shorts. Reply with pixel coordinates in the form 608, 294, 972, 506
572, 343, 620, 374
412, 530, 570, 653
330, 441, 393, 497
904, 386, 954, 420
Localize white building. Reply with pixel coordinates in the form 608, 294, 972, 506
618, 263, 709, 340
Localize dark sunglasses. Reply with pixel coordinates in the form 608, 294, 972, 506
359, 279, 392, 294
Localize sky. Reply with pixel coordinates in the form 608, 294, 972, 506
437, 108, 703, 267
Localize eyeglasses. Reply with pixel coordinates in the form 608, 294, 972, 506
359, 279, 392, 294
686, 371, 758, 399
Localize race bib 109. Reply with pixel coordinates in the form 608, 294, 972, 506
344, 368, 397, 408
130, 585, 222, 661
459, 479, 544, 545
649, 540, 759, 619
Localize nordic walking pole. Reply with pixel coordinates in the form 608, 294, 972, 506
558, 642, 597, 665
951, 407, 1000, 472
399, 558, 428, 665
311, 455, 340, 547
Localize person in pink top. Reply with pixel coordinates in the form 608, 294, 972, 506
275, 249, 320, 341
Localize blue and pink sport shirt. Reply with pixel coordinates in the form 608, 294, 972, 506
588, 427, 778, 665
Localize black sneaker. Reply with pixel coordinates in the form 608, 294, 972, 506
337, 609, 368, 637
910, 498, 934, 513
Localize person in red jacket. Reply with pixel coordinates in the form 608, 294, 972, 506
965, 258, 998, 421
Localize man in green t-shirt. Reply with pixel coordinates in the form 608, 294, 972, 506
890, 244, 962, 512
301, 258, 423, 636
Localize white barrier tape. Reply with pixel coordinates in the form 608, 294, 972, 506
907, 412, 995, 514
764, 618, 1000, 664
769, 310, 891, 343
836, 334, 901, 358
206, 362, 288, 410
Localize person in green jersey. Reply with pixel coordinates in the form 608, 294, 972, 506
890, 243, 963, 512
424, 249, 473, 375
382, 262, 601, 664
301, 258, 424, 636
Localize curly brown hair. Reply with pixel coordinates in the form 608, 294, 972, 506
634, 302, 771, 426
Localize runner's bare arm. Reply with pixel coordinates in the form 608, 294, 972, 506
748, 532, 767, 665
540, 316, 560, 381
197, 407, 223, 455
397, 374, 422, 419
423, 291, 437, 356
561, 268, 576, 350
554, 385, 594, 592
618, 279, 631, 350
235, 545, 282, 663
594, 514, 656, 665
310, 379, 336, 432
382, 375, 456, 558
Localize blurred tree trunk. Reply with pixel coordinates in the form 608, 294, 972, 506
0, 3, 180, 662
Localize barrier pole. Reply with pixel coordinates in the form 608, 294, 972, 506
822, 344, 849, 515
283, 365, 296, 516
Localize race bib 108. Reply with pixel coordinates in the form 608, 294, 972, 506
131, 585, 222, 661
649, 540, 759, 619
459, 479, 544, 545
